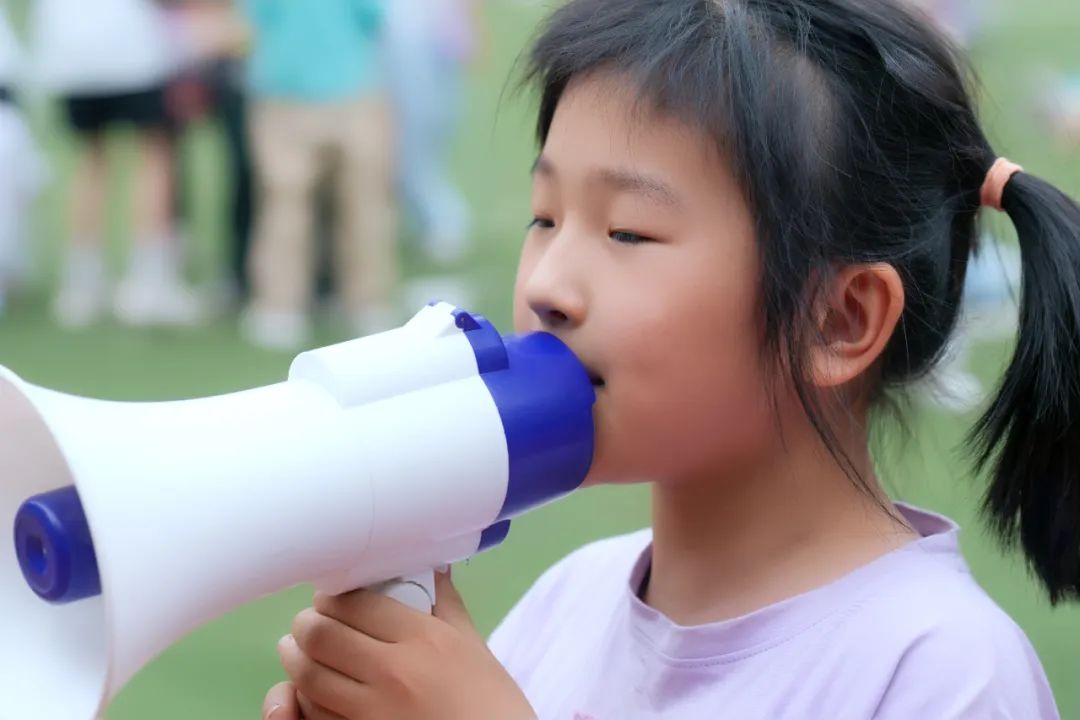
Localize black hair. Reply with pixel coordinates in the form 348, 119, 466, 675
526, 0, 1080, 603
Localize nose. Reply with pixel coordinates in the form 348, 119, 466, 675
523, 235, 587, 333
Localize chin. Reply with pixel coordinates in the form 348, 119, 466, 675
579, 456, 649, 488
580, 457, 614, 488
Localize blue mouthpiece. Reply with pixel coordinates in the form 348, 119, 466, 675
13, 486, 102, 604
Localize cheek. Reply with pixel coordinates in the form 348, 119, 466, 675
511, 243, 539, 334
599, 350, 774, 484
590, 266, 775, 483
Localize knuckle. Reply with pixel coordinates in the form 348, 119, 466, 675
294, 610, 335, 657
312, 591, 336, 616
379, 651, 417, 697
425, 623, 458, 656
291, 609, 317, 642
291, 655, 323, 695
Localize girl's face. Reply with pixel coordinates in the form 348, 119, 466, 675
514, 73, 779, 486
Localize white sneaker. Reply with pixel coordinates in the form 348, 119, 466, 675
52, 247, 107, 329
240, 307, 312, 351
114, 276, 204, 327
348, 304, 399, 338
113, 239, 205, 327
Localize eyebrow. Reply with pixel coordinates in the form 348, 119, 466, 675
532, 155, 684, 208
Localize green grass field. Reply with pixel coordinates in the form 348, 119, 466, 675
3, 1, 1079, 717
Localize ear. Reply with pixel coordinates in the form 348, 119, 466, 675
809, 263, 905, 389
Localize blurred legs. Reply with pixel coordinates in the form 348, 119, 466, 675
335, 98, 398, 335
53, 136, 107, 328
244, 102, 322, 349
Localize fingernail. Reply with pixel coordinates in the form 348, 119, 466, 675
277, 634, 292, 652
265, 704, 281, 719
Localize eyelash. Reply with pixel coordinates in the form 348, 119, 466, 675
527, 217, 655, 245
609, 230, 652, 245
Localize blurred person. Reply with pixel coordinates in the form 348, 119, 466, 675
265, 1, 1078, 718
30, 0, 203, 328
384, 0, 480, 265
0, 2, 46, 315
241, 0, 395, 351
163, 0, 254, 304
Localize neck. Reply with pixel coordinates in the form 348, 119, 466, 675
644, 413, 918, 625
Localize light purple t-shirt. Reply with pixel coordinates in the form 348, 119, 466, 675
489, 503, 1059, 719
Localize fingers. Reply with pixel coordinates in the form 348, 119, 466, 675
292, 607, 385, 680
297, 691, 347, 720
278, 634, 371, 719
314, 588, 428, 642
432, 569, 476, 635
263, 682, 300, 720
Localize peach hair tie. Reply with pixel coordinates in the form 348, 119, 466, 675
979, 157, 1024, 212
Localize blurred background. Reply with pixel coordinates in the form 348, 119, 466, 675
0, 0, 1078, 717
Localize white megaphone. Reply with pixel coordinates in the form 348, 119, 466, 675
1, 302, 595, 719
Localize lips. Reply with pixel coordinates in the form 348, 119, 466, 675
572, 348, 604, 389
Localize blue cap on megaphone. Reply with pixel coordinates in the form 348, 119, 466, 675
13, 485, 101, 604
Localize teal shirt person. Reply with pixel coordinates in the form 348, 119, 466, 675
243, 0, 385, 101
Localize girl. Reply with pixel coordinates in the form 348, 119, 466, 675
264, 0, 1078, 717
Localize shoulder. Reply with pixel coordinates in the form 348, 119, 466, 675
857, 554, 1058, 719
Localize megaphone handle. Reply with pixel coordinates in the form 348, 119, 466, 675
370, 570, 437, 614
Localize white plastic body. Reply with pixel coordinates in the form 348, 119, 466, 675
0, 304, 511, 719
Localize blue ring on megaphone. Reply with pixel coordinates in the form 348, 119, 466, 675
478, 519, 512, 552
484, 333, 596, 520
12, 486, 102, 604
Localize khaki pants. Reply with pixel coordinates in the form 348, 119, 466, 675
248, 98, 396, 318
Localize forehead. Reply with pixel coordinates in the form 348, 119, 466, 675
540, 72, 747, 217
541, 73, 738, 195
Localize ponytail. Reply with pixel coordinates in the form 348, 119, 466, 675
971, 169, 1080, 604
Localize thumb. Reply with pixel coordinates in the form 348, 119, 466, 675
433, 567, 476, 634
263, 681, 301, 720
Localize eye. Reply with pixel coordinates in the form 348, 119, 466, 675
527, 217, 555, 230
609, 229, 654, 245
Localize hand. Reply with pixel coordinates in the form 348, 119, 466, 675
275, 571, 536, 720
263, 681, 303, 719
